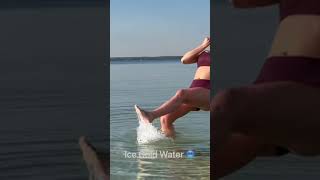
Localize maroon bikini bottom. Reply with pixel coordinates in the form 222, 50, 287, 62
189, 79, 210, 111
254, 56, 320, 87
254, 56, 320, 155
189, 79, 211, 90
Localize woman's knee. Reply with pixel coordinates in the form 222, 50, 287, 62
175, 89, 188, 102
211, 88, 246, 112
211, 88, 252, 129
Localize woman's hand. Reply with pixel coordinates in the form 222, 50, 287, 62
201, 37, 211, 48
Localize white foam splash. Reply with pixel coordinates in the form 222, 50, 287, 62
136, 121, 168, 145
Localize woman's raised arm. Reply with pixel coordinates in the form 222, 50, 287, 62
181, 37, 211, 64
231, 0, 279, 8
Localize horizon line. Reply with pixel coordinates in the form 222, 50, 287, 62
110, 55, 182, 58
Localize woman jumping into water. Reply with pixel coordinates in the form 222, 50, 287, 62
213, 0, 320, 178
135, 37, 211, 137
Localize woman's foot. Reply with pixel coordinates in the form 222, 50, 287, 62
161, 127, 176, 137
134, 105, 154, 124
79, 136, 108, 180
160, 119, 176, 137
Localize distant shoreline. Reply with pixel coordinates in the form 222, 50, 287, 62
110, 56, 182, 61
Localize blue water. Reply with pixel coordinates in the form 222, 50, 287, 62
0, 89, 106, 179
110, 59, 210, 179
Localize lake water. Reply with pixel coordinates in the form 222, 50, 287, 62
0, 7, 106, 179
110, 59, 210, 179
0, 89, 106, 179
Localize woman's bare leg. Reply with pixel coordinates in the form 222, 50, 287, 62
212, 82, 320, 155
135, 87, 209, 123
160, 104, 198, 137
79, 136, 108, 180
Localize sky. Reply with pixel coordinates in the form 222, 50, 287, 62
111, 0, 210, 57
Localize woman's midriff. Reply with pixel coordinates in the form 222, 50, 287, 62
194, 66, 210, 80
269, 15, 320, 58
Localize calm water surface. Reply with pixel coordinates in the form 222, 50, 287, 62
110, 60, 210, 179
0, 89, 106, 179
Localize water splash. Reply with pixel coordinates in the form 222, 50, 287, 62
136, 120, 169, 145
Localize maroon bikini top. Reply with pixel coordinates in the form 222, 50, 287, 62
197, 51, 210, 67
279, 0, 320, 21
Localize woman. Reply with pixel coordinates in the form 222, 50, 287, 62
213, 0, 320, 178
135, 37, 211, 137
